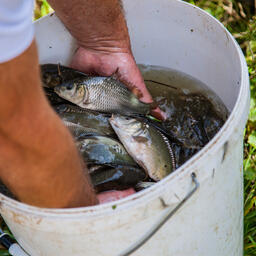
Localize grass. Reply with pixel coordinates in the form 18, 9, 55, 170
0, 0, 255, 255
183, 2, 255, 255
34, 0, 53, 20
188, 2, 256, 254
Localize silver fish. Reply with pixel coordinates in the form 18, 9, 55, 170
87, 164, 107, 174
77, 135, 137, 167
90, 166, 147, 192
41, 64, 88, 88
109, 115, 175, 181
63, 121, 100, 138
55, 104, 115, 137
54, 77, 151, 115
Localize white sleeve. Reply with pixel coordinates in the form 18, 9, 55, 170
0, 0, 34, 63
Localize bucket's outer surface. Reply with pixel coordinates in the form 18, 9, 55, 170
0, 1, 249, 256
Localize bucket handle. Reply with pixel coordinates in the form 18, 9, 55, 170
118, 172, 199, 256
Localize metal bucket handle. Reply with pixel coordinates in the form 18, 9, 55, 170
118, 172, 199, 256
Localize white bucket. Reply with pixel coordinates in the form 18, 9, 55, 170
0, 1, 249, 255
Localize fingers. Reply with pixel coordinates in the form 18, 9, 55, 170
118, 69, 167, 120
70, 47, 167, 120
97, 188, 136, 204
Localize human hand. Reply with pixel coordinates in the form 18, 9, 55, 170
71, 47, 166, 120
49, 0, 165, 120
97, 188, 136, 204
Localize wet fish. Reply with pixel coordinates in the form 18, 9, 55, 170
44, 87, 71, 106
159, 93, 225, 148
77, 135, 137, 167
203, 115, 224, 140
63, 121, 101, 139
41, 64, 88, 88
87, 164, 107, 174
0, 181, 16, 199
54, 76, 151, 116
109, 115, 175, 181
54, 104, 115, 137
90, 166, 147, 192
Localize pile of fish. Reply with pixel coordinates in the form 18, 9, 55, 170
0, 64, 226, 200
40, 64, 226, 196
41, 64, 178, 194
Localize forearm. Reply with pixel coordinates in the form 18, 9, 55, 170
48, 0, 131, 52
0, 41, 97, 208
49, 0, 166, 119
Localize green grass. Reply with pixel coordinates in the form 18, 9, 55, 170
34, 0, 53, 20
187, 1, 256, 255
186, 2, 256, 255
0, 1, 255, 255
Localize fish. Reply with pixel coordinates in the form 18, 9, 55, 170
77, 135, 137, 167
41, 64, 88, 88
158, 93, 225, 148
109, 115, 175, 181
54, 104, 115, 137
54, 76, 151, 116
203, 115, 224, 140
63, 121, 101, 139
87, 164, 107, 174
90, 166, 147, 192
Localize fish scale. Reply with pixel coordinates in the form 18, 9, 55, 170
156, 129, 176, 170
54, 76, 151, 115
77, 135, 137, 167
109, 115, 174, 181
54, 104, 115, 136
86, 78, 132, 110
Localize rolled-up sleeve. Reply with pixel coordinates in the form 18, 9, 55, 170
0, 0, 34, 63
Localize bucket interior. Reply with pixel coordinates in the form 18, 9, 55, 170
123, 0, 242, 112
36, 1, 242, 113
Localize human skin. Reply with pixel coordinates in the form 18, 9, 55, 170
48, 0, 165, 120
0, 41, 97, 208
0, 0, 164, 208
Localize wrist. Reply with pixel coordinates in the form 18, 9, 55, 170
77, 36, 131, 55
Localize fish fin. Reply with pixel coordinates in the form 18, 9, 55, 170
132, 135, 148, 143
57, 63, 62, 77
